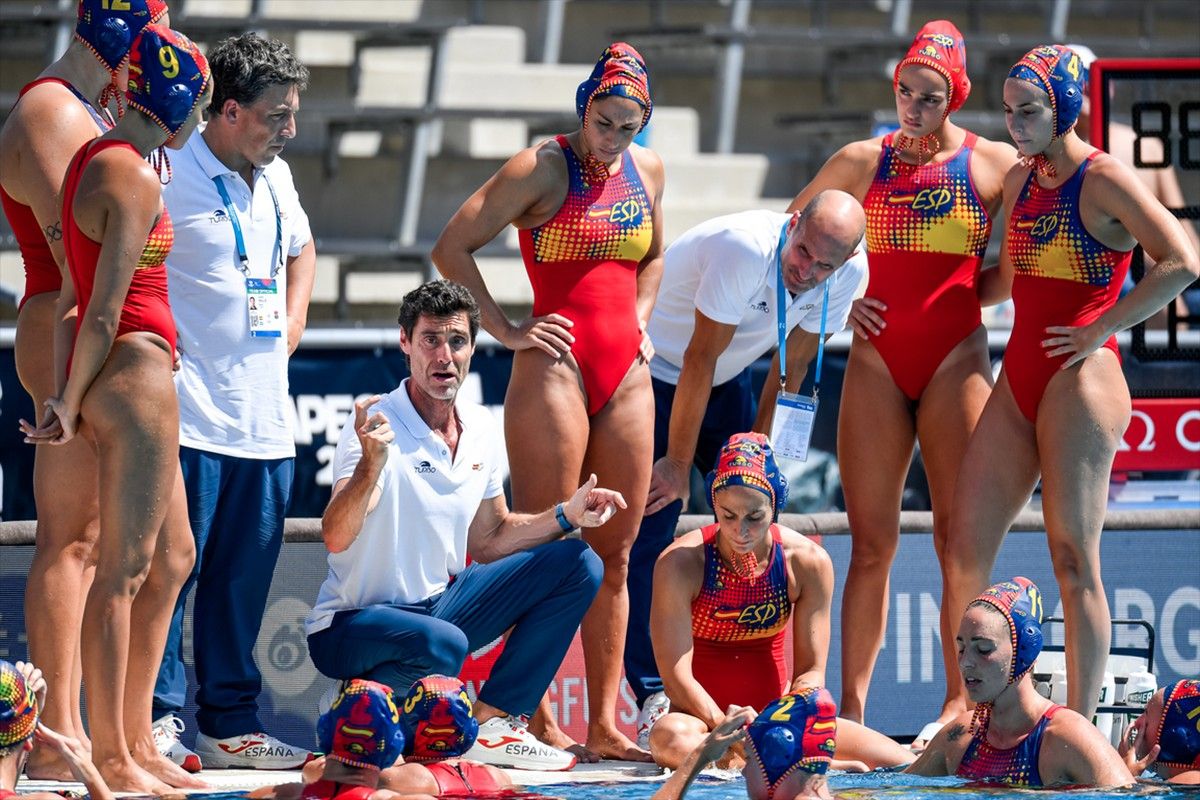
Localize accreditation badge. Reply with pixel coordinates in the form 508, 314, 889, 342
246, 277, 284, 338
770, 390, 818, 462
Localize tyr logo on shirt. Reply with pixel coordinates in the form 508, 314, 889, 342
209, 208, 229, 224
750, 300, 770, 314
414, 461, 437, 474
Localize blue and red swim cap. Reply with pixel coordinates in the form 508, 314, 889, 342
316, 679, 406, 771
1156, 679, 1200, 770
399, 675, 479, 761
706, 432, 788, 520
0, 660, 39, 751
75, 0, 168, 73
1009, 45, 1087, 139
126, 23, 210, 141
968, 577, 1045, 733
746, 687, 838, 792
972, 576, 1045, 684
575, 42, 652, 131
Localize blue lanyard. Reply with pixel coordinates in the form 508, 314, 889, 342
775, 219, 829, 396
212, 173, 282, 277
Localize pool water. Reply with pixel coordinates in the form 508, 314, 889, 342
170, 773, 1198, 800
531, 771, 1199, 799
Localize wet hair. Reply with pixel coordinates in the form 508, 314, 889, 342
397, 280, 481, 343
206, 32, 308, 114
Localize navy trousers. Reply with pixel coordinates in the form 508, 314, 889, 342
622, 370, 756, 707
153, 447, 293, 738
307, 538, 602, 717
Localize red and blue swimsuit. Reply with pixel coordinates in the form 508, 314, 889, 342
861, 131, 992, 401
690, 523, 792, 712
957, 704, 1063, 786
1, 77, 110, 309
519, 135, 653, 415
1004, 152, 1131, 422
61, 139, 177, 361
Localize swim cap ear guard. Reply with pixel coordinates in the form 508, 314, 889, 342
399, 675, 479, 761
969, 577, 1045, 732
75, 0, 168, 73
1156, 679, 1200, 770
705, 432, 788, 520
746, 687, 837, 797
316, 679, 406, 771
0, 660, 39, 751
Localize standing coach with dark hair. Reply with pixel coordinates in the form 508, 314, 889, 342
150, 32, 316, 771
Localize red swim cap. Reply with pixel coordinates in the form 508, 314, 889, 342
893, 20, 971, 114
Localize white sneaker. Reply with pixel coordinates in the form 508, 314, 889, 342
194, 730, 313, 770
151, 714, 203, 773
636, 691, 671, 751
461, 715, 577, 771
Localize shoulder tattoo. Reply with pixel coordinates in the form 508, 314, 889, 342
945, 723, 966, 743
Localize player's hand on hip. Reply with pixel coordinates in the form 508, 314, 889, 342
1043, 321, 1109, 369
848, 296, 887, 339
505, 314, 575, 358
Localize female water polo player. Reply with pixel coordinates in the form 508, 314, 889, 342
907, 577, 1131, 787
0, 0, 166, 778
432, 41, 664, 761
941, 44, 1199, 724
1119, 679, 1200, 784
653, 690, 843, 800
784, 21, 1017, 742
21, 24, 210, 793
647, 434, 913, 773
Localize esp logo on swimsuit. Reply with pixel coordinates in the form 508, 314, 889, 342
888, 188, 953, 214
1016, 214, 1060, 239
715, 601, 782, 626
586, 199, 643, 226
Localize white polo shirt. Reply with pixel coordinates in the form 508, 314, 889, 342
647, 210, 867, 387
304, 381, 506, 635
164, 128, 312, 459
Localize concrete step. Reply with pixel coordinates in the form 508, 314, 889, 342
358, 59, 581, 110
444, 25, 526, 67
182, 0, 422, 19
266, 0, 423, 21
644, 106, 699, 157
294, 31, 357, 68
660, 153, 770, 203
342, 256, 530, 306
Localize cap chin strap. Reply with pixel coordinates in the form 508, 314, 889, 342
149, 147, 172, 185
893, 131, 942, 164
